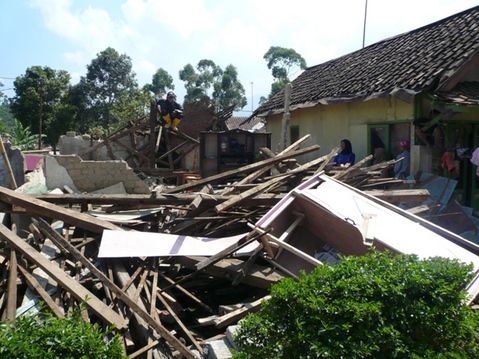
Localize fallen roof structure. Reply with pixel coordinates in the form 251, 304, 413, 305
2, 133, 479, 358
250, 173, 479, 302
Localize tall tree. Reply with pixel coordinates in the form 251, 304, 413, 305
212, 64, 247, 111
10, 66, 71, 147
79, 47, 138, 130
112, 85, 151, 125
0, 97, 14, 132
148, 68, 174, 98
179, 63, 204, 105
180, 60, 246, 110
263, 46, 307, 100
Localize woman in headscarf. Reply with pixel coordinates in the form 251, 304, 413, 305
393, 140, 410, 179
334, 139, 356, 166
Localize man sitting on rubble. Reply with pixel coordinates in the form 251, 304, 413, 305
156, 91, 184, 130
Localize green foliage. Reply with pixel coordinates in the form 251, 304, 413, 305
179, 59, 246, 110
0, 97, 13, 133
212, 64, 247, 111
263, 46, 307, 100
264, 46, 307, 81
233, 250, 479, 359
111, 85, 151, 130
7, 118, 45, 150
10, 66, 71, 144
0, 304, 126, 358
148, 68, 174, 97
79, 47, 139, 129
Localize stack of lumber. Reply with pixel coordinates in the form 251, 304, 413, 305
0, 135, 429, 358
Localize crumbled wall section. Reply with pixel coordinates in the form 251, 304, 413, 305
53, 155, 150, 194
0, 142, 25, 189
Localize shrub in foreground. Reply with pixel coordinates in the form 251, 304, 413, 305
0, 304, 126, 359
233, 250, 479, 358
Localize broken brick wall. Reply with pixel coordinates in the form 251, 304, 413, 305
51, 155, 150, 194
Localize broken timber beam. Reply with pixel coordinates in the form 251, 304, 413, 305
215, 154, 325, 213
35, 218, 198, 359
0, 186, 122, 233
32, 192, 284, 209
0, 223, 129, 330
363, 189, 430, 203
163, 144, 321, 194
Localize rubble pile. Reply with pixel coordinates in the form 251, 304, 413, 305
0, 132, 472, 359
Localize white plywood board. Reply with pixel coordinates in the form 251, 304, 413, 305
98, 231, 258, 258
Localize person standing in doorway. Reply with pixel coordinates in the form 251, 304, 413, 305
394, 140, 410, 179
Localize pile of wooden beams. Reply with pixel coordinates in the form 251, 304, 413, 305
0, 136, 429, 358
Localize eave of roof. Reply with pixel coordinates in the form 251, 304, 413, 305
252, 5, 479, 119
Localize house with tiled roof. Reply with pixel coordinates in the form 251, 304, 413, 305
250, 5, 479, 208
225, 116, 266, 132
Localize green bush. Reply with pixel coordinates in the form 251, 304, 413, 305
0, 304, 126, 359
233, 250, 479, 358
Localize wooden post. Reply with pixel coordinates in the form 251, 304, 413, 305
0, 140, 17, 189
149, 99, 157, 168
280, 83, 292, 151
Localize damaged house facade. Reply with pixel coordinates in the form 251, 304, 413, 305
251, 5, 479, 209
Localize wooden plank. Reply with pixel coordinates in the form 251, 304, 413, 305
79, 117, 149, 157
31, 192, 284, 208
157, 271, 212, 313
215, 174, 291, 213
177, 256, 284, 289
363, 189, 430, 203
163, 144, 320, 194
222, 135, 312, 196
115, 138, 151, 164
129, 339, 161, 359
111, 261, 163, 354
314, 147, 340, 175
215, 155, 325, 213
195, 230, 266, 270
0, 223, 128, 329
34, 219, 197, 359
213, 295, 271, 328
150, 99, 158, 168
148, 264, 159, 359
158, 291, 203, 354
0, 140, 17, 189
334, 154, 374, 180
103, 134, 117, 160
6, 248, 17, 321
18, 264, 64, 318
252, 226, 322, 268
0, 186, 122, 233
232, 244, 264, 286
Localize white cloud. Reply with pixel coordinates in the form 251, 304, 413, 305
23, 0, 479, 111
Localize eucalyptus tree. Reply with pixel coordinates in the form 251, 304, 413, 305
79, 47, 139, 130
212, 64, 247, 111
180, 60, 246, 111
263, 46, 307, 100
148, 68, 174, 98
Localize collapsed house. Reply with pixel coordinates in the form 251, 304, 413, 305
2, 120, 479, 358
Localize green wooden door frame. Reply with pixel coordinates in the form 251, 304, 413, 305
368, 124, 390, 159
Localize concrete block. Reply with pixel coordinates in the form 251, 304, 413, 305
225, 325, 241, 352
205, 339, 233, 359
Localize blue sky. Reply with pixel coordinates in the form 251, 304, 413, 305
1, 0, 478, 116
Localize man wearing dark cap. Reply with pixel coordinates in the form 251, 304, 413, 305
156, 91, 184, 130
